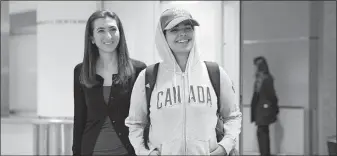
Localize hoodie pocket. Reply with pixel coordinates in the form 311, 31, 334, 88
160, 139, 184, 155
186, 138, 210, 155
160, 138, 211, 155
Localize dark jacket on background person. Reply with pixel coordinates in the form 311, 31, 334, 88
72, 59, 146, 156
250, 74, 279, 126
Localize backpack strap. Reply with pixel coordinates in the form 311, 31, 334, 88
143, 62, 159, 150
145, 63, 160, 109
204, 61, 220, 114
204, 61, 225, 142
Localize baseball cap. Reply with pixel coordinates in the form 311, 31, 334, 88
160, 8, 200, 30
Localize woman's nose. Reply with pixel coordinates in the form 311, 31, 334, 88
179, 32, 187, 36
104, 32, 112, 39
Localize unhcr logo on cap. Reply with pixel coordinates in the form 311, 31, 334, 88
171, 8, 189, 17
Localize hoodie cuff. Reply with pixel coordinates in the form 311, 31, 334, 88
147, 147, 157, 156
218, 137, 235, 155
138, 144, 157, 156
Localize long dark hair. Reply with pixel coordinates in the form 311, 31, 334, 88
80, 10, 134, 88
254, 56, 271, 76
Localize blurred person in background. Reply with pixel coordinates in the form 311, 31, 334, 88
250, 56, 279, 156
72, 10, 146, 156
125, 8, 241, 156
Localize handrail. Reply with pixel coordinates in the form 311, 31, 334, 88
2, 115, 74, 155
1, 115, 74, 124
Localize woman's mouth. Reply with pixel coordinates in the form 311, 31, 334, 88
103, 41, 113, 45
176, 39, 190, 44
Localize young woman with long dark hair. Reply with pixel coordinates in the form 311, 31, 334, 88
72, 10, 146, 156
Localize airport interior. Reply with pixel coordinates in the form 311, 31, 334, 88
1, 1, 336, 155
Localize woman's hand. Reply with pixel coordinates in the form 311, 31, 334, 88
210, 145, 227, 156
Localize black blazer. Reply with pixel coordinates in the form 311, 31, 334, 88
72, 59, 146, 156
250, 75, 279, 126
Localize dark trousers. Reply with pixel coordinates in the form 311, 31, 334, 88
257, 125, 270, 156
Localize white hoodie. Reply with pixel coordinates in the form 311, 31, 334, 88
125, 22, 242, 155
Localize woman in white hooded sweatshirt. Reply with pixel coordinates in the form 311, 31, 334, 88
125, 8, 242, 156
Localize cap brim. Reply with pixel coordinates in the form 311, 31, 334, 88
164, 17, 200, 30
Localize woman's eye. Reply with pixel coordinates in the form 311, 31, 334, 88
170, 29, 178, 32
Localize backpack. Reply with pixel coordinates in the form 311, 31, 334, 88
142, 61, 225, 150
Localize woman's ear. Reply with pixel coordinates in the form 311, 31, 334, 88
91, 37, 95, 44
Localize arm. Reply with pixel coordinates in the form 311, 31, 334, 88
72, 64, 87, 156
125, 69, 157, 155
265, 77, 278, 104
217, 67, 242, 154
264, 77, 279, 113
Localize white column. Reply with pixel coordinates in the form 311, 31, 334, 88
36, 1, 100, 118
1, 1, 10, 117
222, 1, 241, 153
318, 1, 336, 155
